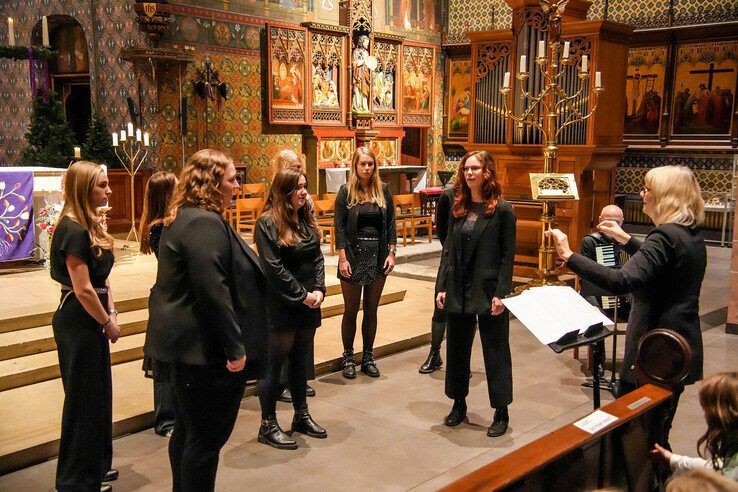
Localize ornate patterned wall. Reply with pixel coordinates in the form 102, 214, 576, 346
445, 0, 510, 45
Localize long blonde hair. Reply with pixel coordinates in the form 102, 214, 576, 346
59, 161, 114, 256
260, 168, 316, 246
346, 147, 385, 208
645, 165, 705, 227
165, 149, 232, 226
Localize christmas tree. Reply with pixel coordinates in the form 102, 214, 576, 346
21, 91, 76, 168
83, 115, 119, 168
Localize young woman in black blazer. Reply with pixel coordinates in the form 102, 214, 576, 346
144, 149, 268, 491
50, 161, 119, 492
548, 165, 707, 447
255, 168, 327, 450
436, 151, 517, 437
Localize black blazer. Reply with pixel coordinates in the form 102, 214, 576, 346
254, 215, 326, 332
567, 223, 706, 385
436, 199, 517, 315
435, 188, 456, 247
334, 183, 397, 270
144, 206, 268, 381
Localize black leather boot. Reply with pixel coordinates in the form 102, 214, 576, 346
342, 350, 356, 379
419, 349, 443, 374
278, 386, 292, 403
360, 350, 380, 378
258, 415, 298, 450
487, 407, 509, 437
290, 404, 327, 439
444, 399, 467, 426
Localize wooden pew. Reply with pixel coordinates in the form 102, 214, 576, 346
441, 384, 673, 492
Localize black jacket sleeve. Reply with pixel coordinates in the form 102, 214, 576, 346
495, 202, 517, 298
185, 214, 245, 361
255, 217, 308, 305
436, 191, 453, 246
567, 228, 673, 296
314, 230, 327, 295
622, 235, 643, 256
384, 185, 397, 245
334, 186, 349, 250
436, 217, 454, 292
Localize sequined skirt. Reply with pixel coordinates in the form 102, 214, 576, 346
339, 237, 382, 285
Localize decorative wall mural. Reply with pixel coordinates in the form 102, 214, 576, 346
446, 58, 472, 139
369, 138, 398, 166
373, 42, 399, 111
319, 138, 354, 167
402, 45, 434, 115
389, 0, 443, 32
310, 32, 343, 112
268, 25, 307, 123
672, 41, 737, 136
624, 47, 667, 136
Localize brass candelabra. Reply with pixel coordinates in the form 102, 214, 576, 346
113, 125, 150, 249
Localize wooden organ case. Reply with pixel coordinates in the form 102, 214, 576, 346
458, 0, 633, 277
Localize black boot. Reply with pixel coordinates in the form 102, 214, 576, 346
419, 349, 443, 374
361, 349, 380, 378
306, 384, 316, 397
290, 404, 327, 439
258, 415, 298, 450
487, 407, 509, 437
342, 350, 356, 379
444, 399, 467, 426
278, 386, 292, 403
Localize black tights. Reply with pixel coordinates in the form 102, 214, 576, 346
258, 328, 315, 418
341, 276, 386, 353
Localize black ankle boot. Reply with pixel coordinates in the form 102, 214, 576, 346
361, 350, 380, 378
290, 404, 327, 439
342, 350, 356, 379
487, 407, 509, 437
278, 386, 292, 403
419, 349, 443, 374
258, 415, 298, 450
444, 399, 467, 427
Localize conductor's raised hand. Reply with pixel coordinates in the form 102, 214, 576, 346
436, 291, 446, 309
545, 228, 573, 261
491, 297, 505, 316
226, 355, 246, 372
597, 220, 631, 245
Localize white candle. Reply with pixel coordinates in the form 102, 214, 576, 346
537, 40, 545, 59
562, 41, 570, 59
41, 16, 49, 47
143, 132, 150, 147
519, 55, 527, 73
135, 129, 142, 142
112, 132, 118, 147
503, 71, 510, 88
595, 71, 602, 88
120, 130, 127, 141
73, 146, 81, 158
581, 55, 588, 72
7, 18, 15, 47
127, 122, 134, 135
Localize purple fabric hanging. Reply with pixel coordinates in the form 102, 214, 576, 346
0, 171, 35, 261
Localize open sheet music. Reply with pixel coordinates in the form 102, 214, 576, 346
502, 286, 614, 345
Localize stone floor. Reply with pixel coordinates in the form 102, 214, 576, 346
0, 244, 734, 491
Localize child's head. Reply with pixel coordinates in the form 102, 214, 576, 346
697, 372, 738, 465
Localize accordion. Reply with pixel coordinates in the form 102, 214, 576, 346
594, 244, 630, 310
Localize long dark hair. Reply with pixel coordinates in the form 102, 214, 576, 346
452, 150, 502, 218
139, 171, 177, 255
697, 372, 738, 469
260, 168, 316, 246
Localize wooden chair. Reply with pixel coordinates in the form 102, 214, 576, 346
394, 194, 432, 245
236, 197, 264, 237
321, 193, 338, 201
313, 199, 336, 255
240, 182, 266, 198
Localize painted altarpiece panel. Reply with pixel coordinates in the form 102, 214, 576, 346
671, 41, 737, 136
369, 137, 399, 166
373, 42, 399, 111
624, 47, 667, 137
309, 30, 346, 125
267, 25, 308, 124
445, 57, 472, 140
401, 44, 434, 126
319, 138, 354, 167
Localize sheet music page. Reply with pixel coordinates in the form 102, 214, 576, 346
502, 286, 613, 345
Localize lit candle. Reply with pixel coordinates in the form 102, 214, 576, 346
73, 146, 81, 158
112, 132, 118, 147
143, 132, 150, 147
562, 41, 570, 59
581, 55, 588, 73
135, 129, 142, 142
537, 40, 545, 59
41, 16, 49, 47
503, 71, 510, 88
7, 18, 15, 47
595, 71, 602, 88
120, 130, 127, 141
519, 55, 527, 73
127, 122, 134, 135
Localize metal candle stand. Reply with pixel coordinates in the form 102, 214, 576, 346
113, 127, 149, 249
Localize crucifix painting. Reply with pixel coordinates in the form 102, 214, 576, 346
672, 41, 737, 135
624, 47, 666, 136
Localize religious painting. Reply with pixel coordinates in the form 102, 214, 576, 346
624, 47, 667, 136
268, 25, 307, 124
312, 64, 340, 109
319, 138, 354, 167
389, 0, 443, 32
310, 32, 344, 121
373, 42, 399, 111
446, 58, 472, 140
51, 24, 89, 74
369, 138, 399, 166
672, 41, 737, 136
402, 45, 434, 121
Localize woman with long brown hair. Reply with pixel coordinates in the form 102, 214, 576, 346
144, 149, 268, 490
255, 168, 327, 450
50, 161, 120, 491
334, 147, 396, 379
436, 150, 516, 437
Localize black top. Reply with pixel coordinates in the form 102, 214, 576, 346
150, 223, 163, 258
356, 202, 383, 237
255, 215, 326, 332
50, 216, 114, 289
567, 223, 706, 385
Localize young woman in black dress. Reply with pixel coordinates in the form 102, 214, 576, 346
255, 168, 327, 450
334, 147, 397, 379
138, 171, 177, 437
50, 161, 120, 491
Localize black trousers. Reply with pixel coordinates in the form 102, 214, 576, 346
445, 311, 513, 408
279, 339, 315, 386
169, 374, 244, 492
154, 380, 176, 435
52, 293, 113, 492
259, 329, 315, 418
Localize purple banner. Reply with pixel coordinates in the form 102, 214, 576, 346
0, 171, 35, 261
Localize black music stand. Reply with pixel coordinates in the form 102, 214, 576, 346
582, 298, 625, 396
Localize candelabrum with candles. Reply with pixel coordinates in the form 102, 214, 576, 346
112, 123, 150, 249
500, 5, 604, 290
